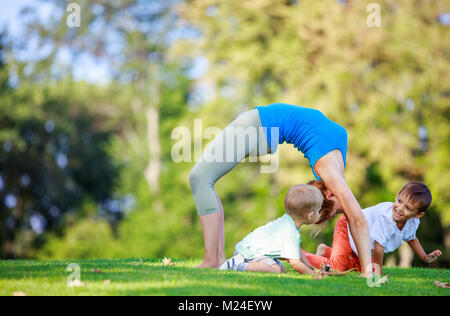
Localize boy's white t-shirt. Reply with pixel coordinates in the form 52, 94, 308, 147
348, 202, 420, 256
235, 214, 301, 260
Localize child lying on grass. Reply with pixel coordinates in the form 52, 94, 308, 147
219, 184, 326, 276
304, 182, 442, 274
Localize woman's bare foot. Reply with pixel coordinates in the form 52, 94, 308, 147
196, 260, 219, 269
316, 243, 329, 256
218, 256, 226, 269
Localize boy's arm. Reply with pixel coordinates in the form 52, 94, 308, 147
373, 241, 385, 275
300, 249, 315, 270
408, 238, 427, 261
407, 238, 442, 263
287, 258, 316, 275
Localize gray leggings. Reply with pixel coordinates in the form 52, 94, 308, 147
189, 110, 271, 216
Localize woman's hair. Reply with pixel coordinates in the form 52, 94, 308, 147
308, 180, 336, 224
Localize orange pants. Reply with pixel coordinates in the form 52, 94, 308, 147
304, 215, 362, 272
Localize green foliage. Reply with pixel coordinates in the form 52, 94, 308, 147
0, 71, 121, 258
38, 218, 120, 259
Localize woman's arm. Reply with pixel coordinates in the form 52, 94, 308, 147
373, 241, 384, 274
287, 258, 315, 275
314, 150, 372, 277
300, 249, 315, 270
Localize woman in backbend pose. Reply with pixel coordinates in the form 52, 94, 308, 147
189, 103, 372, 276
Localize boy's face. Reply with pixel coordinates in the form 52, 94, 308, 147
393, 191, 424, 222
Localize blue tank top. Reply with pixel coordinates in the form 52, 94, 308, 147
256, 103, 348, 180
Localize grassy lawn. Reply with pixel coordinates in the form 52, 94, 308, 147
0, 259, 449, 296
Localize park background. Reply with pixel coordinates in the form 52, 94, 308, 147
0, 0, 448, 269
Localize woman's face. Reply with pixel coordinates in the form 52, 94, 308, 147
326, 190, 343, 218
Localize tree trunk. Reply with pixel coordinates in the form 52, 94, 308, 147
144, 106, 162, 196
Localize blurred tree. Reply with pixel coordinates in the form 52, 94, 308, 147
20, 0, 184, 208
38, 218, 120, 259
15, 0, 195, 258
0, 71, 119, 257
0, 31, 11, 257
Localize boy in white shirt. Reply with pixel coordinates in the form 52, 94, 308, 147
219, 184, 326, 275
305, 182, 442, 273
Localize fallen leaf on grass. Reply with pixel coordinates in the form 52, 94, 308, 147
163, 257, 176, 266
12, 291, 27, 297
434, 281, 450, 289
132, 258, 144, 266
375, 274, 389, 286
104, 279, 111, 285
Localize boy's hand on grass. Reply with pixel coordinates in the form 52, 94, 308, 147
313, 269, 328, 280
424, 250, 442, 263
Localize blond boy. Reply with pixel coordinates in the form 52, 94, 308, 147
219, 184, 323, 275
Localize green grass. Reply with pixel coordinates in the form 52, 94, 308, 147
0, 259, 449, 296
